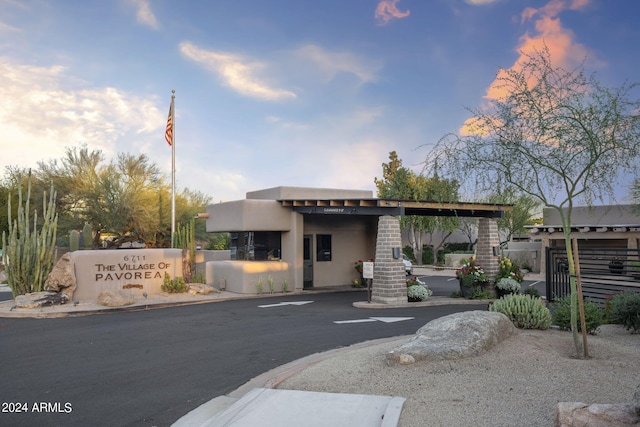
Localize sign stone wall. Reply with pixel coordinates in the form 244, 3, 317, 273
70, 249, 183, 301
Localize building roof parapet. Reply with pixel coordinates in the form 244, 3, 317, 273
527, 224, 640, 234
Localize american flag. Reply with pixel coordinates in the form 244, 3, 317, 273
165, 100, 173, 146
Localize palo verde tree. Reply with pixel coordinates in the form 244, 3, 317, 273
426, 46, 640, 358
485, 188, 540, 247
33, 146, 212, 249
375, 151, 460, 264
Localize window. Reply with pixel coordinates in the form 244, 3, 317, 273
316, 234, 332, 262
230, 232, 281, 260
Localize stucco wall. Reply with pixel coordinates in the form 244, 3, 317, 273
543, 205, 640, 226
246, 186, 373, 200
70, 249, 183, 301
205, 260, 291, 294
205, 199, 292, 232
304, 215, 377, 287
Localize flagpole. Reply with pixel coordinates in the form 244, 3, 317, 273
170, 90, 176, 248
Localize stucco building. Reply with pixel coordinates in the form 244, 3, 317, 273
528, 204, 640, 273
204, 186, 510, 304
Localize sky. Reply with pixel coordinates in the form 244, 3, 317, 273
1, 0, 639, 204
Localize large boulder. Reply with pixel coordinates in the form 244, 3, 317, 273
187, 283, 218, 295
96, 290, 135, 307
386, 310, 516, 365
555, 402, 640, 427
45, 253, 77, 299
555, 383, 640, 426
15, 291, 69, 308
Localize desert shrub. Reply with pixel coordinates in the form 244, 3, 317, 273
523, 287, 541, 298
496, 277, 521, 293
407, 284, 432, 301
403, 246, 415, 263
162, 273, 187, 293
607, 291, 640, 333
422, 245, 434, 265
490, 294, 551, 329
469, 287, 493, 300
551, 296, 604, 334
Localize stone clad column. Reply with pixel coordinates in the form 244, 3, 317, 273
476, 218, 500, 280
371, 215, 406, 305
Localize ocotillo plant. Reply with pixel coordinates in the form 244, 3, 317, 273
1, 172, 58, 297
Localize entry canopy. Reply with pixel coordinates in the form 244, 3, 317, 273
281, 198, 512, 218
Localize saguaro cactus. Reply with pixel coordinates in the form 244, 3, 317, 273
82, 223, 93, 249
1, 172, 58, 297
69, 230, 80, 252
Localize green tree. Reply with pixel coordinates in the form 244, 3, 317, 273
375, 152, 460, 264
33, 145, 212, 249
457, 218, 478, 251
426, 47, 640, 357
485, 188, 540, 246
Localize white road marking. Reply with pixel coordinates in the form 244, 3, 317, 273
333, 319, 378, 324
334, 317, 414, 324
369, 317, 415, 323
258, 301, 314, 308
528, 281, 541, 287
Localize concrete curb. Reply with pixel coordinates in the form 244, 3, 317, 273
353, 296, 494, 309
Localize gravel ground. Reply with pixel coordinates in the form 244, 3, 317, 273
278, 325, 640, 427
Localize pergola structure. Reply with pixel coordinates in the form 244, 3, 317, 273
283, 198, 508, 217
282, 197, 512, 305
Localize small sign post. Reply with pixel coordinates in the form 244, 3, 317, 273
363, 262, 374, 303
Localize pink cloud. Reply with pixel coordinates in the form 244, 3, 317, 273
485, 0, 591, 101
375, 0, 410, 26
461, 0, 592, 135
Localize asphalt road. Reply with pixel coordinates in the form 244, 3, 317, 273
0, 286, 490, 427
0, 274, 546, 427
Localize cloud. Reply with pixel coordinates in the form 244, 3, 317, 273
0, 57, 165, 170
460, 0, 592, 135
293, 44, 379, 84
127, 0, 159, 30
179, 42, 296, 101
465, 0, 500, 4
375, 0, 410, 25
0, 20, 20, 32
256, 106, 388, 193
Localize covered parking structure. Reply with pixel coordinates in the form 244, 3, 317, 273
205, 187, 511, 305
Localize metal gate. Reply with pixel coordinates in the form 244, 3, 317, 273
546, 247, 640, 305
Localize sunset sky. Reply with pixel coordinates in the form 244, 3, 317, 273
1, 0, 638, 203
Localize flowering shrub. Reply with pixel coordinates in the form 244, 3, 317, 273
456, 258, 489, 287
407, 277, 424, 287
407, 278, 432, 301
354, 260, 364, 274
496, 277, 521, 293
497, 257, 523, 283
354, 259, 374, 274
